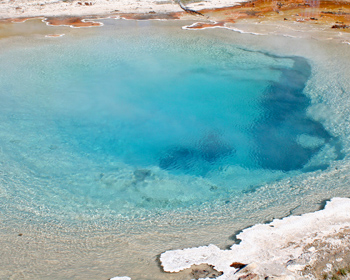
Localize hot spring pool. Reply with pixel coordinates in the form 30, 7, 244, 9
1, 18, 350, 280
0, 19, 342, 215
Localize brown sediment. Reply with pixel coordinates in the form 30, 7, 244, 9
332, 24, 350, 28
43, 16, 103, 28
118, 12, 183, 20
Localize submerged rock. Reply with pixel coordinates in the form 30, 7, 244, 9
159, 146, 196, 171
158, 132, 235, 175
198, 133, 235, 163
133, 169, 151, 181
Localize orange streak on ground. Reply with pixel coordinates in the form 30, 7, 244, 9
0, 17, 40, 23
44, 17, 103, 27
10, 17, 33, 23
197, 0, 350, 31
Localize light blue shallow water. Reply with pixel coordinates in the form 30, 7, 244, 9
0, 20, 342, 218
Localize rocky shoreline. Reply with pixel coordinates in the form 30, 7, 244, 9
2, 0, 350, 40
159, 198, 350, 280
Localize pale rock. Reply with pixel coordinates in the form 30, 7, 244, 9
323, 263, 333, 273
266, 276, 296, 280
286, 263, 306, 273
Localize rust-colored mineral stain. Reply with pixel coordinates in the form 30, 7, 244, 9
44, 17, 103, 27
0, 17, 37, 24
10, 17, 33, 23
230, 262, 247, 269
197, 0, 350, 31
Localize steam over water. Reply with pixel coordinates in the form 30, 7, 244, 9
0, 19, 349, 280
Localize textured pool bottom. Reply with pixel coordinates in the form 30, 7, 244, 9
2, 166, 350, 280
1, 20, 350, 280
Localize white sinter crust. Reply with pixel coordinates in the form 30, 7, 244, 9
160, 197, 350, 279
0, 0, 244, 20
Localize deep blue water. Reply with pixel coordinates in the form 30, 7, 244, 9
0, 22, 342, 213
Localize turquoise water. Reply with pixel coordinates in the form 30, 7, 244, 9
0, 20, 342, 218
